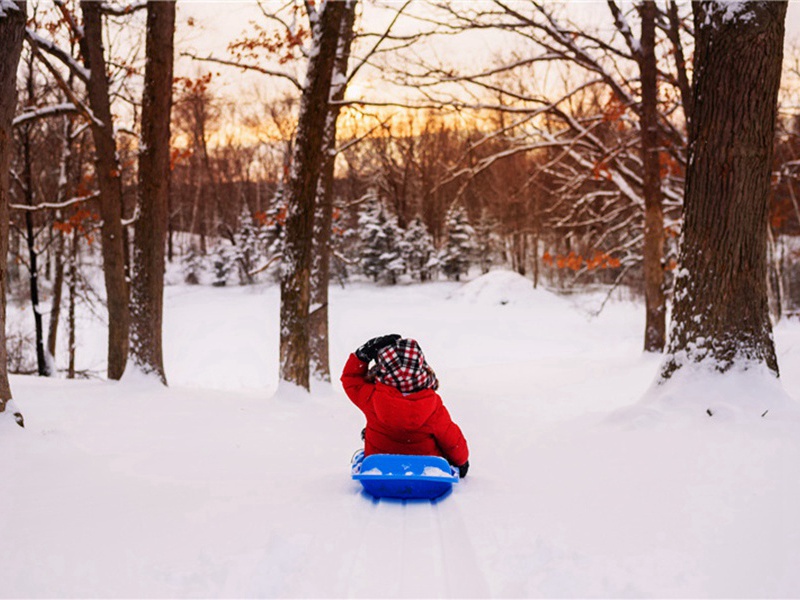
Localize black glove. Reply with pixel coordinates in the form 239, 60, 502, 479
355, 334, 401, 363
457, 461, 469, 478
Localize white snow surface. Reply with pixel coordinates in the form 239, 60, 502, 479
3, 270, 800, 597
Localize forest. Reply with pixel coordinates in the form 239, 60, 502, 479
0, 0, 798, 406
4, 2, 800, 597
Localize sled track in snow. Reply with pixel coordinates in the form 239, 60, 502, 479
346, 493, 489, 598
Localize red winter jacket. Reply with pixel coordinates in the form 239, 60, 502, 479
341, 353, 469, 466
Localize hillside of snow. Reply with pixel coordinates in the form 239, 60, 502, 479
2, 270, 800, 598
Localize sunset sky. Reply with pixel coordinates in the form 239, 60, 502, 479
168, 0, 800, 145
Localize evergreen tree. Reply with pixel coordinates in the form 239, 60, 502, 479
181, 247, 204, 285
473, 209, 502, 274
211, 243, 232, 287
404, 217, 436, 282
232, 206, 261, 284
440, 207, 476, 282
358, 198, 406, 284
261, 186, 287, 281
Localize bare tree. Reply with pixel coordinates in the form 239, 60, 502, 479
76, 0, 131, 380
280, 0, 350, 389
309, 2, 359, 383
661, 1, 787, 379
0, 0, 26, 425
129, 0, 175, 384
636, 0, 666, 352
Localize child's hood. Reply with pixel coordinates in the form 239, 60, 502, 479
372, 382, 440, 430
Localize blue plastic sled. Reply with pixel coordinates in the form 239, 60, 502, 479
351, 450, 460, 500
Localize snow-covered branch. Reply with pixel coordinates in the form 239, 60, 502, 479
10, 191, 100, 212
99, 1, 147, 16
24, 29, 90, 84
13, 103, 78, 128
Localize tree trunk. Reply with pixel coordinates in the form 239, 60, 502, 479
0, 0, 26, 425
129, 0, 175, 384
79, 0, 130, 380
280, 0, 348, 390
22, 54, 51, 376
310, 2, 357, 383
48, 118, 74, 363
67, 230, 78, 379
639, 0, 666, 352
661, 1, 787, 379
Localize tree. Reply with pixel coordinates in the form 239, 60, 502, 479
404, 217, 436, 281
358, 198, 406, 284
661, 1, 787, 379
310, 1, 358, 382
280, 0, 350, 390
78, 1, 131, 380
0, 0, 26, 426
129, 0, 176, 384
440, 207, 475, 281
636, 0, 666, 352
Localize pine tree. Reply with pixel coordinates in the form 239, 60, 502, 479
359, 198, 406, 284
403, 217, 436, 282
260, 186, 287, 281
181, 248, 204, 285
232, 206, 261, 284
440, 207, 476, 281
473, 209, 502, 274
211, 243, 232, 287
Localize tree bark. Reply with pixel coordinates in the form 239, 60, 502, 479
129, 0, 175, 384
662, 1, 787, 379
79, 0, 130, 380
0, 0, 26, 425
639, 0, 666, 352
310, 2, 357, 383
280, 0, 348, 390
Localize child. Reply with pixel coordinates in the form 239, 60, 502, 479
341, 334, 470, 477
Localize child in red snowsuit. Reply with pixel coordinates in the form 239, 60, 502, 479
341, 334, 470, 477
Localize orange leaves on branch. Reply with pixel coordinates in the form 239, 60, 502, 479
602, 95, 628, 131
542, 250, 621, 271
228, 22, 309, 65
53, 209, 99, 244
174, 72, 214, 95
659, 151, 682, 178
170, 147, 193, 171
591, 158, 613, 181
254, 207, 287, 228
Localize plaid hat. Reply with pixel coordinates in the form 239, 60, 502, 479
373, 338, 439, 394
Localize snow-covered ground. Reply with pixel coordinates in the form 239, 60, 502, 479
3, 269, 800, 598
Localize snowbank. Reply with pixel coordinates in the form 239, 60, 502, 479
447, 269, 562, 307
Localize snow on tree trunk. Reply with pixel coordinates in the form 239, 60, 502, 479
309, 2, 357, 383
129, 0, 175, 385
0, 0, 26, 425
280, 0, 348, 390
79, 1, 130, 380
661, 1, 787, 379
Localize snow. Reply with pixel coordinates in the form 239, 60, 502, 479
3, 270, 800, 597
0, 0, 19, 17
422, 465, 453, 478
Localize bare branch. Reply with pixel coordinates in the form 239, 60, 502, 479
179, 51, 303, 90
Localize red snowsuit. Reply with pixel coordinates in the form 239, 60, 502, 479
341, 353, 469, 467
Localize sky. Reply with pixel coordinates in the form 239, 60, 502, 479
172, 0, 800, 118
